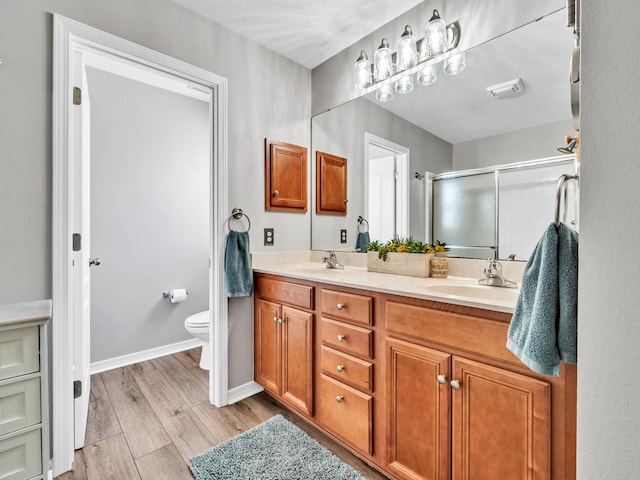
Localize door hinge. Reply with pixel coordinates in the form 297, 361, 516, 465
73, 380, 82, 399
73, 87, 81, 105
72, 233, 81, 251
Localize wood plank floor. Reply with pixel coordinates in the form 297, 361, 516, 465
55, 348, 388, 480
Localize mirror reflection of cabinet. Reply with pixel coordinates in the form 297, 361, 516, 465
315, 151, 347, 215
265, 138, 308, 212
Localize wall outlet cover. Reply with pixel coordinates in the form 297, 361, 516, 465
264, 228, 274, 246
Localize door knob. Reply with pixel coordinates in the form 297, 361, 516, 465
336, 303, 345, 310
437, 375, 447, 384
336, 395, 344, 403
450, 379, 461, 390
89, 257, 101, 266
336, 365, 345, 372
337, 334, 346, 342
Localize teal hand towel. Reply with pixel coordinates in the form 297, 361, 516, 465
224, 231, 253, 298
355, 231, 370, 252
506, 223, 578, 376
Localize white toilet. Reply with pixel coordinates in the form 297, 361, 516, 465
184, 310, 210, 370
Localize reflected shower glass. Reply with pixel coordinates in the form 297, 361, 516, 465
432, 172, 496, 258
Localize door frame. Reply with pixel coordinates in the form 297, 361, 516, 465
52, 14, 229, 475
363, 132, 410, 239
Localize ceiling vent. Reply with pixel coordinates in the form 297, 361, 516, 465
486, 78, 525, 98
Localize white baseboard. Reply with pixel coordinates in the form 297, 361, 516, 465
90, 338, 202, 374
227, 381, 264, 404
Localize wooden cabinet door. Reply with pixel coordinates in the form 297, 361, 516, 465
254, 299, 281, 396
316, 151, 347, 215
265, 139, 308, 212
451, 357, 551, 480
281, 306, 314, 416
386, 338, 451, 480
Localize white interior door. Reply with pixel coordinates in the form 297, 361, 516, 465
71, 50, 92, 449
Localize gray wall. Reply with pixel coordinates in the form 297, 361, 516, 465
312, 0, 565, 116
452, 119, 575, 170
0, 0, 311, 390
87, 68, 208, 363
311, 97, 451, 250
578, 1, 640, 477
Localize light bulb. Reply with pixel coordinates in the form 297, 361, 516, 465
417, 63, 438, 86
424, 9, 447, 57
443, 52, 466, 75
354, 50, 372, 90
373, 38, 393, 82
376, 84, 393, 102
396, 25, 417, 72
395, 75, 414, 94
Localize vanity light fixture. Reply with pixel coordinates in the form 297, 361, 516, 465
353, 8, 462, 101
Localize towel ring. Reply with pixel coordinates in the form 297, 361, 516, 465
554, 174, 579, 227
357, 216, 369, 233
227, 207, 251, 232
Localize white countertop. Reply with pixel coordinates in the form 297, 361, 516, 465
0, 299, 52, 328
253, 262, 519, 314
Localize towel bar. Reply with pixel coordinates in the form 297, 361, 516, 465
227, 207, 251, 232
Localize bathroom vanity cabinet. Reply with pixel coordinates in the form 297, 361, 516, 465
0, 301, 51, 480
254, 275, 314, 416
253, 273, 576, 480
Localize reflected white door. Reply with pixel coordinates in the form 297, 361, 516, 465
71, 50, 92, 449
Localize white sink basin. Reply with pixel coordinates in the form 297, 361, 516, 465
424, 283, 520, 302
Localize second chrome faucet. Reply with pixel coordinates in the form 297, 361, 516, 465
322, 251, 344, 269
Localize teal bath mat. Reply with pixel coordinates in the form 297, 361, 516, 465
188, 414, 368, 480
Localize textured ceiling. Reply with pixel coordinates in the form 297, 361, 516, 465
172, 0, 423, 68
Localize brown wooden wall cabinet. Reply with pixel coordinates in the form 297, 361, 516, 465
253, 273, 577, 480
316, 151, 347, 215
265, 138, 308, 212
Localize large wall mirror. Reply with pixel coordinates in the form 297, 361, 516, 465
311, 8, 577, 259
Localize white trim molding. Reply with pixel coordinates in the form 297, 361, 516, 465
228, 381, 264, 405
89, 339, 202, 375
52, 14, 228, 476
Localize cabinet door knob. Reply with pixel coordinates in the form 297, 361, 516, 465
336, 395, 344, 403
273, 190, 279, 196
277, 317, 284, 324
450, 379, 461, 390
336, 303, 345, 310
337, 334, 346, 342
337, 365, 345, 372
273, 316, 278, 323
437, 374, 447, 384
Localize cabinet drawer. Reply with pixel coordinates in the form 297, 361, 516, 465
321, 289, 372, 325
318, 374, 373, 455
321, 318, 373, 359
320, 346, 373, 393
385, 301, 520, 366
0, 377, 41, 436
0, 327, 39, 381
0, 427, 42, 480
255, 276, 313, 310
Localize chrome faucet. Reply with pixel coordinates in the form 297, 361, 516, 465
478, 259, 517, 288
322, 251, 344, 270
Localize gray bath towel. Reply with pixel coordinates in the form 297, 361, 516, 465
224, 231, 253, 297
506, 223, 578, 376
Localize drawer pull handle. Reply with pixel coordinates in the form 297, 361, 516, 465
336, 303, 345, 310
337, 365, 345, 372
437, 374, 447, 384
336, 395, 344, 403
450, 379, 461, 390
337, 334, 346, 342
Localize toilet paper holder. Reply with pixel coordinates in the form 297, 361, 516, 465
162, 289, 189, 299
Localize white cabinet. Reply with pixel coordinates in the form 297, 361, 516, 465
0, 301, 50, 480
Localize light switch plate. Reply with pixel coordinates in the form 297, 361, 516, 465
264, 228, 274, 246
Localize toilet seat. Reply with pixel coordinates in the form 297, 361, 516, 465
185, 310, 209, 328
